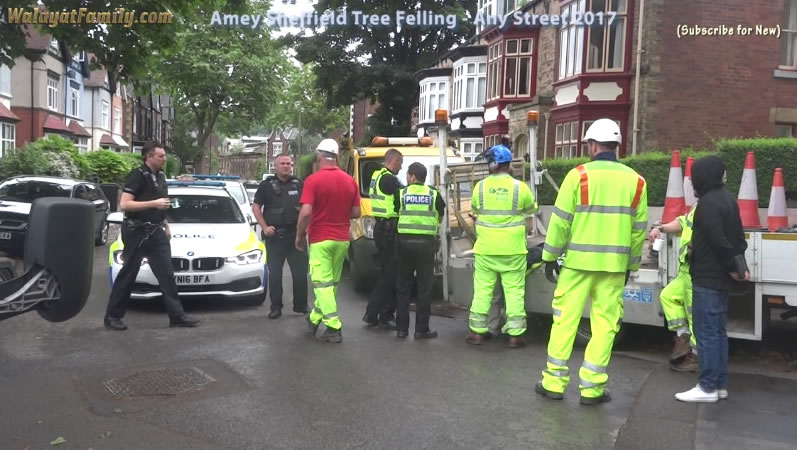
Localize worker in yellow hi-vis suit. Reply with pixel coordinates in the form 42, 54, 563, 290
535, 119, 648, 405
649, 205, 699, 372
465, 145, 538, 349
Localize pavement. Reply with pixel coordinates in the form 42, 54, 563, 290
1, 238, 797, 449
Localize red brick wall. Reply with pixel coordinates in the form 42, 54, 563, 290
644, 0, 796, 152
10, 108, 47, 148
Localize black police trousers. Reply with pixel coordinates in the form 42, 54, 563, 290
365, 218, 398, 323
264, 228, 308, 312
396, 235, 435, 333
106, 222, 186, 321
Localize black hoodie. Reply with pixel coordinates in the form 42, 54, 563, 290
689, 156, 748, 292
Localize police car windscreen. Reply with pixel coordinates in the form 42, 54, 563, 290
167, 195, 245, 224
0, 179, 73, 203
228, 185, 247, 205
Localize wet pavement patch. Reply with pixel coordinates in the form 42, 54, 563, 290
74, 359, 251, 416
103, 367, 216, 397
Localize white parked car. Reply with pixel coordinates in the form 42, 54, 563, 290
107, 180, 267, 305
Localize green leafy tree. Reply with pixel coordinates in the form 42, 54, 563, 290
1, 0, 208, 82
84, 150, 137, 183
156, 4, 287, 173
264, 62, 348, 154
293, 0, 476, 136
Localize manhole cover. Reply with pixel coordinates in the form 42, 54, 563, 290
103, 367, 216, 397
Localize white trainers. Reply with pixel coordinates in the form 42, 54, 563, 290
675, 384, 719, 403
718, 389, 728, 400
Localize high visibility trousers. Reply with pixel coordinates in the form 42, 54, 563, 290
659, 268, 696, 347
542, 267, 625, 398
469, 254, 527, 337
308, 240, 349, 330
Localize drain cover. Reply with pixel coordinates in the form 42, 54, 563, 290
103, 367, 216, 397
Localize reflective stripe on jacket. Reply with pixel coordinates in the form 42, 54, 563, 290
542, 160, 648, 272
369, 167, 398, 218
472, 173, 538, 256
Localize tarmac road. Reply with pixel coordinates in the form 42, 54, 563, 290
1, 237, 796, 449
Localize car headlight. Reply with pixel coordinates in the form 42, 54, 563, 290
225, 249, 263, 265
363, 216, 375, 239
112, 250, 148, 266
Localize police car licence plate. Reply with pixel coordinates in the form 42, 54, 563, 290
174, 274, 212, 285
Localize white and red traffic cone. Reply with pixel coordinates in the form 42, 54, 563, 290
662, 150, 686, 224
738, 151, 763, 229
684, 156, 696, 212
767, 168, 789, 232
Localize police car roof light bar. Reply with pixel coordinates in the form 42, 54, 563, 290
166, 181, 227, 187
191, 174, 241, 180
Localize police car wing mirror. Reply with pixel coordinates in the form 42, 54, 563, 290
107, 211, 124, 224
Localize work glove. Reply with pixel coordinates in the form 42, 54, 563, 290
545, 261, 561, 284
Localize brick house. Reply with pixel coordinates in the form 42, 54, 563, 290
125, 85, 175, 154
83, 68, 130, 152
415, 0, 797, 160
9, 27, 93, 152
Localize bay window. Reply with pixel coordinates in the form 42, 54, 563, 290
72, 136, 88, 153
1, 122, 15, 156
114, 106, 121, 133
418, 79, 448, 123
587, 0, 627, 72
461, 141, 484, 162
558, 0, 585, 80
47, 77, 58, 111
453, 61, 487, 112
70, 87, 79, 117
554, 121, 579, 159
504, 38, 533, 97
102, 100, 110, 129
487, 42, 502, 101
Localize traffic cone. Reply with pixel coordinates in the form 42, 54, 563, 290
738, 151, 763, 229
662, 150, 686, 224
683, 156, 696, 211
767, 168, 789, 231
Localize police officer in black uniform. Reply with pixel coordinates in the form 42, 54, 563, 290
104, 142, 200, 330
253, 153, 309, 319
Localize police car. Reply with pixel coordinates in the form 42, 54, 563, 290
179, 174, 253, 221
106, 180, 267, 304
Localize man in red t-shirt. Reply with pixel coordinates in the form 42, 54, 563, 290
296, 138, 361, 343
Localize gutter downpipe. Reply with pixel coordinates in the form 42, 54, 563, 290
631, 0, 645, 156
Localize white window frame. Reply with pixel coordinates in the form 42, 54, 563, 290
476, 0, 497, 34
460, 140, 484, 162
781, 0, 797, 70
268, 161, 275, 172
586, 0, 628, 73
69, 87, 79, 117
554, 121, 579, 159
0, 64, 10, 96
101, 100, 110, 129
272, 141, 283, 156
418, 77, 449, 124
1, 122, 15, 156
72, 136, 88, 153
487, 42, 503, 101
503, 38, 534, 98
47, 77, 59, 111
114, 106, 121, 133
775, 123, 795, 137
558, 0, 586, 81
453, 58, 487, 113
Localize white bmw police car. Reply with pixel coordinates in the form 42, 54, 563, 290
107, 180, 267, 304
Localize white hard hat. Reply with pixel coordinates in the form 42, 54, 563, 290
584, 118, 622, 144
316, 138, 339, 155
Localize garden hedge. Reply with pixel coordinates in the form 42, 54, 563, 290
715, 138, 797, 208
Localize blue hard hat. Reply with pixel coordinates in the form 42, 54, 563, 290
487, 145, 513, 164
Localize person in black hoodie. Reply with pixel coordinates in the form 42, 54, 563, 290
675, 155, 749, 403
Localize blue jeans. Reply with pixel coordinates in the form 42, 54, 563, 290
692, 284, 729, 392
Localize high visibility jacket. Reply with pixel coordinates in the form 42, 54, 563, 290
676, 204, 697, 268
542, 160, 648, 272
397, 184, 439, 236
369, 167, 398, 219
472, 173, 538, 256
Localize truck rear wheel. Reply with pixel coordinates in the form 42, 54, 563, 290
348, 247, 372, 293
574, 318, 627, 348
